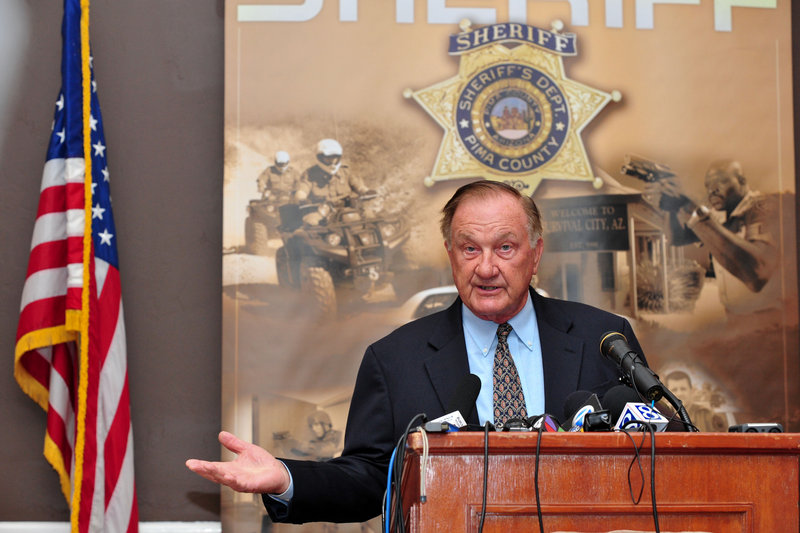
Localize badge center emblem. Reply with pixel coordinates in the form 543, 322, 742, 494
456, 63, 569, 174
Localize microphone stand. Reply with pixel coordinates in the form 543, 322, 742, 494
660, 387, 698, 432
624, 362, 698, 432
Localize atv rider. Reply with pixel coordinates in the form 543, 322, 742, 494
295, 139, 373, 226
256, 150, 300, 204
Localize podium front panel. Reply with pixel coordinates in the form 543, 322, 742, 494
402, 432, 800, 532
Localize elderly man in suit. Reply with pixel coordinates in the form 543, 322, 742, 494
186, 180, 644, 524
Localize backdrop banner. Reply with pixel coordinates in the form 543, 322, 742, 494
222, 2, 796, 531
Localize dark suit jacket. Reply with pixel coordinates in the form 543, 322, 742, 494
267, 288, 644, 523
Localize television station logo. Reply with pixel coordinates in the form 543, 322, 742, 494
404, 20, 620, 192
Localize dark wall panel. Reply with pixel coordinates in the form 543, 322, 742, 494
0, 0, 223, 521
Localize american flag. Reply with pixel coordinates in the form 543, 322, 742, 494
14, 1, 138, 532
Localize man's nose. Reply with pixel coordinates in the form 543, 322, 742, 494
475, 252, 497, 277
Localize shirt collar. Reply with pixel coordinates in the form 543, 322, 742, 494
461, 293, 538, 357
728, 189, 759, 219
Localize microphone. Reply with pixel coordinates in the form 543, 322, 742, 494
427, 374, 482, 430
602, 384, 668, 432
582, 410, 613, 432
600, 332, 664, 401
602, 384, 642, 422
446, 373, 481, 421
530, 414, 561, 432
561, 390, 602, 431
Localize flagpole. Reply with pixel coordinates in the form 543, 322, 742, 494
72, 0, 93, 531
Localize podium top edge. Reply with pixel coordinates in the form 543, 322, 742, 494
405, 431, 800, 456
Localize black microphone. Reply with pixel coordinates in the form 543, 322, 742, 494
561, 390, 602, 431
602, 384, 643, 423
423, 374, 482, 432
445, 373, 481, 421
600, 332, 664, 401
563, 390, 593, 421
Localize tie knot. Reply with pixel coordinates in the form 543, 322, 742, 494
496, 322, 512, 340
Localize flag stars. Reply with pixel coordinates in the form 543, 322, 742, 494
56, 94, 64, 111
93, 140, 106, 157
98, 228, 114, 246
92, 80, 97, 93
101, 167, 110, 181
92, 203, 106, 220
90, 115, 98, 131
56, 129, 66, 144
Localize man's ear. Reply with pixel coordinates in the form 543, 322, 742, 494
532, 237, 544, 275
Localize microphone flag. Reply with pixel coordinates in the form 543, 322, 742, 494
614, 402, 669, 432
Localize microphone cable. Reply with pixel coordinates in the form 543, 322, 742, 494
620, 421, 661, 533
478, 421, 491, 533
383, 447, 397, 533
534, 419, 545, 533
389, 412, 427, 533
661, 398, 699, 432
419, 427, 429, 503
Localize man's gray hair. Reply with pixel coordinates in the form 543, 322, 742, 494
440, 180, 543, 248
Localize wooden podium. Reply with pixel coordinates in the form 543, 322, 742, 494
401, 432, 800, 532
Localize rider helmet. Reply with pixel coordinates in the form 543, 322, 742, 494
274, 150, 290, 171
316, 139, 343, 175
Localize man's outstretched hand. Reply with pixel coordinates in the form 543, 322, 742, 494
185, 431, 291, 495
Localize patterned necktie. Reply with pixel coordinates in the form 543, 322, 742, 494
492, 322, 527, 428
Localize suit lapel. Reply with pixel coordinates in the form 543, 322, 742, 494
422, 299, 479, 424
531, 290, 585, 414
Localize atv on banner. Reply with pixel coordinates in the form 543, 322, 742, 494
244, 197, 283, 255
275, 193, 410, 317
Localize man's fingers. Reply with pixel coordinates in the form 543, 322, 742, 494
218, 431, 248, 454
186, 460, 244, 488
185, 459, 225, 484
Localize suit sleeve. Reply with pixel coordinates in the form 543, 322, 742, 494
265, 345, 394, 524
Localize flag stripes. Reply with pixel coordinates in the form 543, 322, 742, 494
15, 1, 138, 531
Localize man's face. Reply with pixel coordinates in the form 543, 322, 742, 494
445, 192, 543, 324
310, 421, 329, 438
704, 168, 744, 211
666, 378, 693, 407
319, 155, 341, 167
318, 154, 342, 176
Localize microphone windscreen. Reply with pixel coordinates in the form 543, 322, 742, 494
446, 374, 481, 420
599, 331, 627, 362
602, 384, 641, 422
563, 390, 594, 421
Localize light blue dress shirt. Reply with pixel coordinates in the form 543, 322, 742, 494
461, 295, 545, 424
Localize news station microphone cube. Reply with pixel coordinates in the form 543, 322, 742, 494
613, 402, 668, 432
